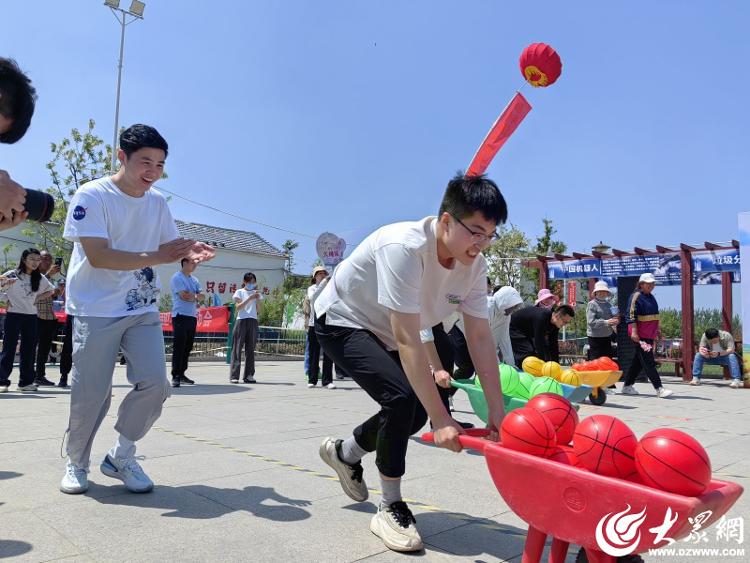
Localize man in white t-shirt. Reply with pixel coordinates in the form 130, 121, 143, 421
314, 173, 507, 552
230, 272, 263, 383
59, 124, 214, 496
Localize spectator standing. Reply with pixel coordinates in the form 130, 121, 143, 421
586, 280, 619, 360
0, 248, 54, 392
306, 266, 334, 389
230, 272, 262, 383
170, 258, 203, 387
621, 273, 674, 398
34, 250, 63, 386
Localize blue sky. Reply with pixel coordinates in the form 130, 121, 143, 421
2, 1, 747, 308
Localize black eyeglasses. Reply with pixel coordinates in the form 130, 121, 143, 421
450, 213, 499, 245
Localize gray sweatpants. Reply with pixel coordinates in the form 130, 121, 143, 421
66, 313, 170, 469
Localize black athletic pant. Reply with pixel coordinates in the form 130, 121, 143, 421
431, 323, 459, 411
623, 337, 663, 389
307, 326, 332, 386
59, 315, 73, 381
448, 324, 475, 379
171, 314, 197, 379
587, 336, 614, 360
315, 315, 427, 478
35, 317, 60, 380
0, 312, 38, 387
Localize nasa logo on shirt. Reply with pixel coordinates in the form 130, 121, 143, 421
446, 293, 462, 305
72, 205, 87, 221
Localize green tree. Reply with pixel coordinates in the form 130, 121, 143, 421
1, 242, 17, 270
484, 223, 531, 294
282, 239, 299, 278
525, 218, 568, 299
258, 239, 308, 326
534, 218, 567, 256
22, 119, 113, 263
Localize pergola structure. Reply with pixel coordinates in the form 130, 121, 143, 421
524, 240, 740, 379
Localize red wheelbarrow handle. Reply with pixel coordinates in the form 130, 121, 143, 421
421, 428, 495, 454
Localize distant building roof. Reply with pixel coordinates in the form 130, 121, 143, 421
176, 220, 286, 258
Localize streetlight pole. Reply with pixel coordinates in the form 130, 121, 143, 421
104, 1, 145, 171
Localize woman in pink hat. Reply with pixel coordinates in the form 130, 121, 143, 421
534, 288, 559, 309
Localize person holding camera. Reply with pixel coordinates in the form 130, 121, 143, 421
0, 248, 55, 393
1, 57, 57, 230
0, 57, 36, 228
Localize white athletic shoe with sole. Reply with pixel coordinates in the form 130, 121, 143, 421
318, 437, 368, 502
621, 385, 639, 395
729, 380, 740, 388
657, 387, 674, 399
326, 383, 336, 389
60, 461, 89, 494
370, 501, 423, 552
100, 454, 154, 493
690, 378, 701, 386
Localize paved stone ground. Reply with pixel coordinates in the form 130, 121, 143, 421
1, 362, 747, 562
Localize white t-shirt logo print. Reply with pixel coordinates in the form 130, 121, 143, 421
125, 267, 160, 311
446, 293, 462, 305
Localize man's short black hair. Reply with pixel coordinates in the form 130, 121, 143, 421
555, 304, 575, 318
0, 57, 37, 144
119, 124, 168, 158
438, 173, 508, 226
180, 258, 190, 267
705, 328, 719, 340
243, 272, 256, 283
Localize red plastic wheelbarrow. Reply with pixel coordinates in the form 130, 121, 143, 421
422, 429, 743, 563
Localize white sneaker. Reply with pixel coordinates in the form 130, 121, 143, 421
18, 383, 38, 392
657, 387, 674, 399
319, 437, 368, 502
326, 382, 336, 389
370, 501, 423, 552
690, 378, 701, 386
621, 385, 639, 395
307, 383, 315, 388
60, 460, 89, 494
0, 384, 8, 393
100, 455, 153, 493
730, 380, 740, 389
604, 387, 616, 395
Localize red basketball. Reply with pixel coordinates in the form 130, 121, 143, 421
547, 445, 584, 468
527, 393, 579, 445
573, 415, 637, 478
635, 428, 712, 496
500, 407, 557, 457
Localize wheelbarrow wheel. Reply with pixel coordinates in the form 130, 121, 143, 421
589, 388, 607, 406
575, 547, 644, 562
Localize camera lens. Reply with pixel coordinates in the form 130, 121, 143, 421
23, 189, 54, 222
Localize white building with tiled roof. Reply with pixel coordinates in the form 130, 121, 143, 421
155, 221, 287, 305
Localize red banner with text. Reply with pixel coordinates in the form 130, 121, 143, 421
160, 306, 230, 333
